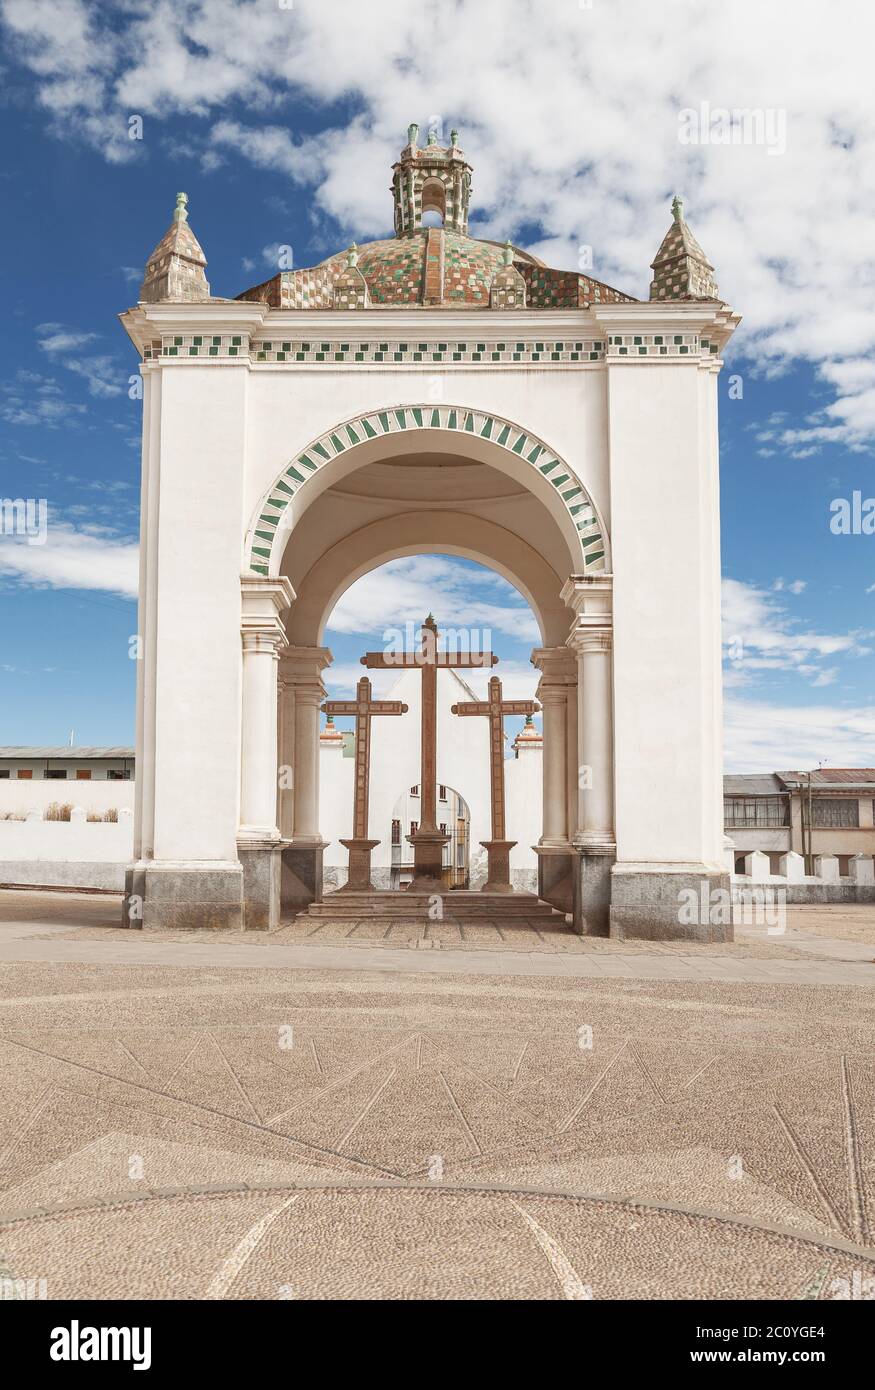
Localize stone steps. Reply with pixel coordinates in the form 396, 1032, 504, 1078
301, 890, 565, 923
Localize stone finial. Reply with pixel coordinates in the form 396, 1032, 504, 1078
332, 244, 368, 309
427, 126, 439, 146
407, 122, 419, 148
490, 242, 526, 308
450, 129, 459, 147
139, 192, 210, 304
649, 194, 719, 301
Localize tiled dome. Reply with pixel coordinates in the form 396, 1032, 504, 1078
235, 128, 637, 311
319, 229, 534, 306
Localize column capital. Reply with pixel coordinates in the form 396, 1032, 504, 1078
530, 646, 576, 684
560, 572, 613, 618
241, 629, 285, 656
280, 645, 333, 682
567, 619, 613, 655
241, 574, 295, 616
241, 575, 294, 650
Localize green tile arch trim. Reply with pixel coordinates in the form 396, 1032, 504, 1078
248, 404, 607, 574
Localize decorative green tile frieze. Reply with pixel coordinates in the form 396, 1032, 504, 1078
249, 339, 607, 365
158, 332, 251, 358
606, 332, 702, 358
248, 405, 606, 578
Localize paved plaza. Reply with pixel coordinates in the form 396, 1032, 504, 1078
0, 890, 874, 1299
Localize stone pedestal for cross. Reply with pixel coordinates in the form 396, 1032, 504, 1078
322, 676, 408, 891
452, 675, 540, 892
362, 615, 496, 892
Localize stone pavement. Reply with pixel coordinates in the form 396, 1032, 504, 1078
0, 889, 874, 1299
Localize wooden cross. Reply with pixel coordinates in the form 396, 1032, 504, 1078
361, 615, 497, 890
452, 675, 539, 891
322, 675, 407, 890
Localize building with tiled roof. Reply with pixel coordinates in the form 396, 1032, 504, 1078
139, 130, 721, 314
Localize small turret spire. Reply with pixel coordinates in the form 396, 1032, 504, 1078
139, 191, 210, 304
649, 194, 719, 302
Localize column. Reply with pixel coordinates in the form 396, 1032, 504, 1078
539, 685, 569, 845
531, 647, 575, 912
572, 629, 615, 851
239, 578, 293, 838
279, 645, 332, 913
293, 680, 323, 841
561, 576, 615, 936
277, 678, 296, 839
238, 577, 294, 932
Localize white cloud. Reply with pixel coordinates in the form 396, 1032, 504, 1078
0, 371, 87, 428
4, 0, 875, 442
326, 555, 540, 645
722, 577, 869, 685
0, 520, 138, 597
725, 697, 875, 771
37, 324, 124, 398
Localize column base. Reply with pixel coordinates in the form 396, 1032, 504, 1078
571, 845, 615, 936
238, 839, 283, 932
124, 860, 244, 932
406, 829, 450, 893
479, 840, 517, 893
338, 838, 380, 892
534, 844, 573, 914
281, 840, 325, 915
609, 862, 734, 942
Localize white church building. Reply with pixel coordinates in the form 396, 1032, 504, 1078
119, 126, 739, 940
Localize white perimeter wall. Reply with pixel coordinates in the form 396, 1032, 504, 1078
0, 781, 135, 818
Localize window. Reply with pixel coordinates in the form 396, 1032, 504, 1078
76, 769, 92, 780
723, 796, 789, 828
0, 770, 8, 779
439, 785, 447, 801
107, 769, 131, 781
44, 769, 67, 780
811, 797, 859, 828
409, 821, 418, 837
391, 819, 401, 845
439, 823, 447, 835
17, 769, 32, 780
410, 784, 419, 796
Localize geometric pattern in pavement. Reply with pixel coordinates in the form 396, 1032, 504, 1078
1, 958, 874, 1299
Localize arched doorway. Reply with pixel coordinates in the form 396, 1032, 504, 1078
251, 406, 615, 930
389, 783, 471, 889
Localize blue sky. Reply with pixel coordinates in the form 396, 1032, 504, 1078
0, 0, 873, 770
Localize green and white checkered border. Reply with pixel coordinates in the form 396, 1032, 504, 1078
249, 405, 607, 576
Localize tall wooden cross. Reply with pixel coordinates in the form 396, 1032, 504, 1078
452, 675, 539, 892
321, 675, 408, 891
361, 615, 497, 891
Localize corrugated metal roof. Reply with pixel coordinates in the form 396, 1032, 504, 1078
777, 769, 875, 786
723, 774, 786, 795
0, 747, 135, 759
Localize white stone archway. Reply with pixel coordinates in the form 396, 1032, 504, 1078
245, 403, 610, 582
258, 412, 615, 926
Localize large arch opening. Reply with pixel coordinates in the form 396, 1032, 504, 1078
269, 410, 600, 914
315, 553, 545, 893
